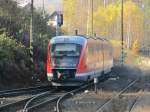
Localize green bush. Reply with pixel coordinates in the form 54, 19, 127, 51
0, 0, 56, 86
0, 33, 32, 85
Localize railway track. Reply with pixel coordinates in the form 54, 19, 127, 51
20, 83, 92, 112
0, 76, 145, 112
95, 78, 141, 112
128, 96, 140, 112
56, 83, 93, 112
0, 95, 34, 111
0, 89, 57, 112
0, 85, 51, 97
128, 77, 149, 112
22, 89, 58, 112
0, 85, 53, 112
0, 82, 93, 112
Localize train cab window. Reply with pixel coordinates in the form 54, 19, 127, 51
51, 44, 82, 57
50, 44, 82, 68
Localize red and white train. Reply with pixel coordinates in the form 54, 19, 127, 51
47, 35, 113, 86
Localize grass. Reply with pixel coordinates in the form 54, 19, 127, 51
110, 39, 150, 68
124, 50, 150, 69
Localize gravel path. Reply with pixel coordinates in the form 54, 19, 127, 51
61, 65, 150, 112
130, 94, 150, 112
2, 65, 147, 112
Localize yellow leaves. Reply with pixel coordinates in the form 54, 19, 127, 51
110, 39, 121, 47
105, 4, 120, 23
91, 0, 144, 44
123, 1, 144, 46
93, 6, 114, 25
63, 0, 77, 32
63, 0, 145, 49
63, 0, 76, 20
124, 1, 139, 16
91, 3, 120, 36
132, 39, 140, 54
124, 0, 144, 24
93, 3, 120, 24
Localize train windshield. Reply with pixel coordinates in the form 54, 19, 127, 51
51, 43, 82, 68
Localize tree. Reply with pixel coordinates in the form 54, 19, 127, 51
63, 0, 77, 34
124, 1, 144, 49
0, 0, 56, 83
0, 33, 32, 85
132, 39, 140, 54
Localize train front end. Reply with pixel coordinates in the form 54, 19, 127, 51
47, 36, 87, 86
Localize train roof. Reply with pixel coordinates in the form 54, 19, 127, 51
50, 35, 110, 45
50, 35, 87, 45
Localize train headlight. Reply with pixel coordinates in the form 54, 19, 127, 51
47, 73, 53, 81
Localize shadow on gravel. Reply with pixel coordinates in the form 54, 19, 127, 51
96, 65, 145, 93
60, 65, 150, 112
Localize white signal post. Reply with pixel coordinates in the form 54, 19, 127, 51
94, 77, 98, 93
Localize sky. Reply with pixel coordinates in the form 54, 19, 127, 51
15, 0, 62, 14
34, 0, 62, 14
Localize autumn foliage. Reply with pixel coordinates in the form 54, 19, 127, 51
132, 39, 140, 54
63, 0, 150, 52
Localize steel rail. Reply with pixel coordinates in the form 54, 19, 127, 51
0, 85, 50, 97
0, 90, 54, 111
23, 89, 57, 112
95, 79, 139, 112
0, 85, 49, 94
56, 83, 93, 112
128, 89, 143, 112
24, 96, 60, 112
128, 97, 139, 112
0, 95, 34, 111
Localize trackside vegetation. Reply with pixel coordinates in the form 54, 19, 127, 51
0, 0, 55, 87
0, 33, 32, 86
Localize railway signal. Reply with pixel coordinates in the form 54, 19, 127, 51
56, 13, 63, 36
57, 14, 63, 27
